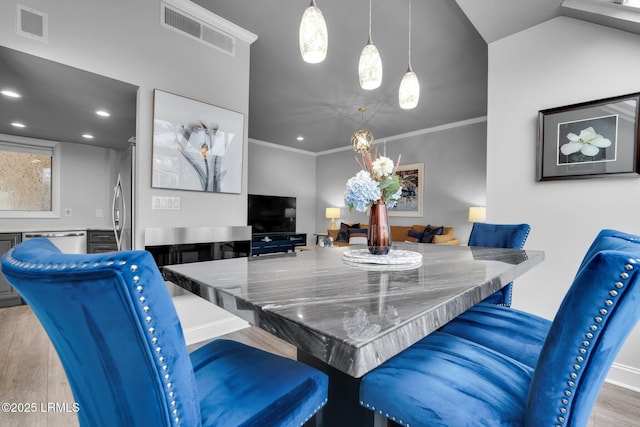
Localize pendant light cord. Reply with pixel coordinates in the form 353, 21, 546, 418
408, 0, 412, 69
368, 0, 373, 42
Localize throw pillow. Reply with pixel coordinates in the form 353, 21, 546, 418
420, 225, 444, 243
349, 227, 367, 238
405, 236, 420, 243
337, 223, 360, 242
407, 229, 424, 241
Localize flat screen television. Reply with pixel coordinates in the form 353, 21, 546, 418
248, 194, 296, 234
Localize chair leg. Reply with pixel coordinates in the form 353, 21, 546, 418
302, 409, 323, 426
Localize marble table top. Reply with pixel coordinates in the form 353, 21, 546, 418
163, 243, 544, 377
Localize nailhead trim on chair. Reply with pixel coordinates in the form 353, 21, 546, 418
297, 398, 328, 427
359, 401, 411, 427
554, 261, 633, 427
4, 250, 183, 427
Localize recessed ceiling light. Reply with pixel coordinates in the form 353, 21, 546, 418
296, 136, 304, 141
95, 110, 110, 117
1, 90, 21, 98
82, 133, 94, 139
10, 122, 25, 128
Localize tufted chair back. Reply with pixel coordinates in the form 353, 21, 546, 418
526, 230, 640, 426
468, 222, 531, 306
1, 238, 201, 426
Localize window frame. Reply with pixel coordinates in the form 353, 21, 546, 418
0, 134, 60, 218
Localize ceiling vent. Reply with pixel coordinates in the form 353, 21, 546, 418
16, 4, 48, 42
161, 1, 235, 57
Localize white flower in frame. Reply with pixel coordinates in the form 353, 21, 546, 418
560, 126, 612, 157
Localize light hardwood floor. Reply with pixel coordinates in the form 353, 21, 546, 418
1, 305, 638, 426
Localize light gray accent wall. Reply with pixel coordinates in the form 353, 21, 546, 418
0, 0, 251, 247
316, 122, 487, 243
248, 140, 317, 244
488, 16, 640, 388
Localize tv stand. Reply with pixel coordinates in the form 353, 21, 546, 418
251, 233, 307, 256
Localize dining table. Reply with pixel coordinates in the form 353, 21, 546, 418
162, 242, 544, 426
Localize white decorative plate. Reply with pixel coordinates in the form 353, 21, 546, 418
342, 249, 423, 266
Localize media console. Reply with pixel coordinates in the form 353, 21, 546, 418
251, 233, 307, 256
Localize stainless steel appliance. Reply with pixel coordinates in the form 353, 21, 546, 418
22, 230, 87, 254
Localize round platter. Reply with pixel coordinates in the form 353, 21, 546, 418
342, 249, 423, 270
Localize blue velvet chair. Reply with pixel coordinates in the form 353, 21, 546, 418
468, 222, 531, 306
439, 228, 631, 368
360, 229, 640, 426
1, 238, 328, 427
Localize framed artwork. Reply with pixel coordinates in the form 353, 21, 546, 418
152, 89, 245, 193
537, 92, 640, 181
389, 162, 423, 217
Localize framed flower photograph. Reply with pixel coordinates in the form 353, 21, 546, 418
536, 92, 640, 181
152, 89, 245, 193
389, 162, 424, 217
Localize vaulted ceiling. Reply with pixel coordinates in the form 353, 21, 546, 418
2, 0, 639, 154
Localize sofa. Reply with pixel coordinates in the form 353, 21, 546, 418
327, 224, 460, 247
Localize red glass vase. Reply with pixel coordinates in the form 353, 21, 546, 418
368, 200, 391, 255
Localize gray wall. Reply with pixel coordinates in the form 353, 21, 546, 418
488, 16, 640, 388
0, 0, 252, 247
316, 121, 487, 243
248, 140, 317, 243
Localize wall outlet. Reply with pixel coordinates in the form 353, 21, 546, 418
95, 208, 103, 218
64, 208, 72, 217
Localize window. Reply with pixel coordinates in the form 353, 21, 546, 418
0, 135, 60, 218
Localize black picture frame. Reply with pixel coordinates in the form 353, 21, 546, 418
536, 92, 640, 181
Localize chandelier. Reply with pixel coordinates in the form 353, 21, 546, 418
351, 108, 374, 153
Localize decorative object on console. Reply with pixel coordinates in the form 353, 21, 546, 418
537, 91, 640, 181
299, 0, 328, 64
468, 206, 486, 223
152, 89, 244, 193
325, 207, 340, 230
358, 0, 383, 90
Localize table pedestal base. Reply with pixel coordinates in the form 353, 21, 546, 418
298, 349, 375, 427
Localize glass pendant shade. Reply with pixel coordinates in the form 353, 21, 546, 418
351, 128, 374, 153
358, 41, 383, 90
299, 0, 328, 64
399, 67, 420, 109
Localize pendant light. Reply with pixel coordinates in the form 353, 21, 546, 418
351, 108, 374, 153
358, 0, 382, 90
299, 0, 328, 64
399, 0, 420, 109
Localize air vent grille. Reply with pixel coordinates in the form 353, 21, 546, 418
164, 6, 201, 38
161, 2, 235, 56
16, 4, 48, 42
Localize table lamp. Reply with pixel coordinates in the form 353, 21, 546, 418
325, 207, 340, 230
468, 206, 486, 223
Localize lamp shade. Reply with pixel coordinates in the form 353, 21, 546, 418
468, 206, 486, 223
358, 42, 383, 90
325, 207, 340, 219
399, 68, 420, 109
299, 0, 328, 64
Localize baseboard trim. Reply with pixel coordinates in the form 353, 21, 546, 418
606, 362, 640, 393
